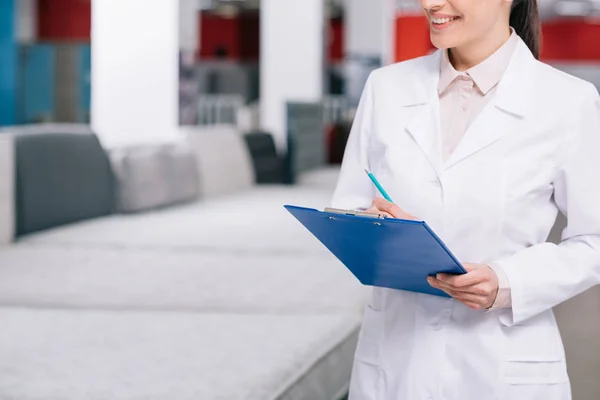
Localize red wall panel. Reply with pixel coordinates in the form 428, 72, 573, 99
395, 15, 435, 62
540, 19, 600, 62
393, 14, 600, 63
38, 0, 91, 41
329, 17, 344, 63
199, 12, 241, 60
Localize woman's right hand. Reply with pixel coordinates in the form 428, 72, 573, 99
365, 198, 418, 220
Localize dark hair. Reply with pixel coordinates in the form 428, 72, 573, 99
510, 0, 541, 59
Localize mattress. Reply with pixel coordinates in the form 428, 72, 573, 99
0, 245, 368, 313
0, 308, 359, 400
296, 166, 341, 190
18, 187, 334, 255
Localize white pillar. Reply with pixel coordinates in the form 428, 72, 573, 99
345, 0, 396, 66
16, 0, 37, 43
260, 0, 324, 150
91, 0, 179, 147
179, 0, 198, 53
344, 0, 396, 106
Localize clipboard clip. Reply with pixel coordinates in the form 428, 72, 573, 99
324, 207, 387, 220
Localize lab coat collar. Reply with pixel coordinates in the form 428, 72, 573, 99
397, 50, 443, 107
401, 36, 536, 112
492, 36, 537, 117
403, 37, 537, 173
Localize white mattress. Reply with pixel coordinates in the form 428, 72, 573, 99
18, 187, 333, 255
296, 167, 341, 190
0, 245, 368, 313
0, 308, 359, 400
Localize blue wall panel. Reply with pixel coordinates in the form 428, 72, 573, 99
19, 45, 55, 123
0, 0, 16, 126
78, 44, 91, 122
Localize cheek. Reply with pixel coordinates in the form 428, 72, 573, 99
430, 16, 487, 50
428, 19, 469, 49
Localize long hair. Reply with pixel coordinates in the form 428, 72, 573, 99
510, 0, 541, 59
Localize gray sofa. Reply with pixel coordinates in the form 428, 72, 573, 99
0, 125, 366, 400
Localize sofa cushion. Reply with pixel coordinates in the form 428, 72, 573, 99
182, 125, 255, 198
0, 135, 14, 244
15, 133, 114, 236
244, 131, 284, 184
0, 123, 94, 135
110, 143, 199, 213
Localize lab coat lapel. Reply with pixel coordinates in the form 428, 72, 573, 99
444, 39, 537, 170
404, 50, 444, 178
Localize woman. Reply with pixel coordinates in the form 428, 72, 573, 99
330, 0, 600, 399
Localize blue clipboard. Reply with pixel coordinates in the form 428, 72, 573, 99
285, 205, 467, 298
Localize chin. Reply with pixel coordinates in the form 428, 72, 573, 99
429, 35, 454, 50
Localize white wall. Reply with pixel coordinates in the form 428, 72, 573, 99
15, 0, 37, 43
91, 0, 179, 147
260, 0, 324, 150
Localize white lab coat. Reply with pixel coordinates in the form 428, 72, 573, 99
331, 38, 600, 400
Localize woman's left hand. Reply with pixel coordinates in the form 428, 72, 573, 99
427, 264, 499, 310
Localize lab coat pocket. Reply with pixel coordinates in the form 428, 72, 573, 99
500, 360, 570, 400
354, 302, 384, 366
350, 304, 384, 400
501, 324, 568, 385
501, 360, 568, 385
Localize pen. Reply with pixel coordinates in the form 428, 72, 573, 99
365, 169, 394, 203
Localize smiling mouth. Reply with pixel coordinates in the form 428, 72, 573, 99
430, 16, 461, 29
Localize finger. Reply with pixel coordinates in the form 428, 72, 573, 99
447, 290, 488, 305
428, 278, 489, 309
440, 287, 488, 308
437, 269, 488, 288
364, 207, 392, 218
373, 198, 417, 220
462, 263, 479, 273
429, 280, 493, 307
430, 278, 495, 298
428, 283, 486, 308
429, 278, 470, 293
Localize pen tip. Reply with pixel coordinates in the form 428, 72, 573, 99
364, 169, 370, 175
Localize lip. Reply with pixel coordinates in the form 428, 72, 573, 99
430, 13, 459, 18
429, 14, 461, 31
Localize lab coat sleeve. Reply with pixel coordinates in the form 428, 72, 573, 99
495, 85, 600, 327
330, 74, 376, 210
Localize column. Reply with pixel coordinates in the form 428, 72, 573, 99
260, 0, 324, 150
91, 0, 180, 147
0, 0, 16, 126
178, 0, 200, 126
344, 0, 396, 106
16, 0, 37, 43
